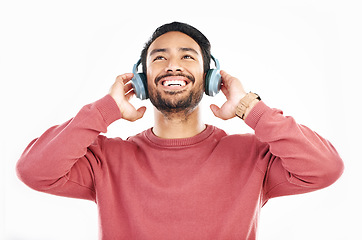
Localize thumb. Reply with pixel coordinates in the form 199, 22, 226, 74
130, 106, 147, 122
210, 104, 222, 118
137, 106, 147, 118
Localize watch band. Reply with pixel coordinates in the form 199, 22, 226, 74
235, 92, 261, 120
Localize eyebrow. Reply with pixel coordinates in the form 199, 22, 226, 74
149, 47, 199, 56
179, 47, 199, 55
149, 48, 168, 56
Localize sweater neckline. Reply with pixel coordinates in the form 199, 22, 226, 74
144, 125, 215, 147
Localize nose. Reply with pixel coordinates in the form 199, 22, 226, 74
166, 58, 183, 73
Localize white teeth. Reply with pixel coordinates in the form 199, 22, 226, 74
162, 80, 187, 87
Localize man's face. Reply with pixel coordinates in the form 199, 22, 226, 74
146, 31, 205, 116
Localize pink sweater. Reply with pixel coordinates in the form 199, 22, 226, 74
16, 95, 343, 239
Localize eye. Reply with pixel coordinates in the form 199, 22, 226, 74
182, 55, 195, 60
153, 56, 166, 61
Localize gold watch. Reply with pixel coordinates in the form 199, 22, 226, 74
235, 92, 261, 120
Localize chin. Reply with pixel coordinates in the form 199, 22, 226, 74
149, 88, 204, 116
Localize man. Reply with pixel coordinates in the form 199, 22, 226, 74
16, 22, 344, 239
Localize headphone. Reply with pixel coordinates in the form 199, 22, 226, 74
131, 55, 222, 100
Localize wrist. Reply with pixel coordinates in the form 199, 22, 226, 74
96, 95, 123, 125
243, 98, 260, 119
235, 92, 261, 120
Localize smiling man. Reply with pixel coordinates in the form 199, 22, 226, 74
17, 22, 344, 239
147, 32, 205, 119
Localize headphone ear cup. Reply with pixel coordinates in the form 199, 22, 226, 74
131, 73, 148, 100
205, 69, 222, 97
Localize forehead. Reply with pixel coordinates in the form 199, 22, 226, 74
147, 31, 202, 56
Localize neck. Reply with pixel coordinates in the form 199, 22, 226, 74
152, 105, 206, 139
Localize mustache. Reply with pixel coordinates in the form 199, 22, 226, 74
154, 73, 195, 85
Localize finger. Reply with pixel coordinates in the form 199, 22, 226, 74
116, 73, 134, 84
220, 70, 246, 99
125, 89, 135, 101
109, 79, 124, 96
124, 82, 133, 94
220, 70, 230, 80
220, 70, 233, 89
220, 85, 230, 99
122, 73, 134, 84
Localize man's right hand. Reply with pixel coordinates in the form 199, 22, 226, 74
109, 73, 147, 122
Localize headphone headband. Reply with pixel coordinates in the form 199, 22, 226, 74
211, 55, 220, 70
133, 59, 142, 73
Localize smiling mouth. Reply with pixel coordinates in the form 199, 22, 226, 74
156, 73, 194, 87
162, 79, 187, 87
157, 75, 192, 91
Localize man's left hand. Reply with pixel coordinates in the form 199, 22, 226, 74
210, 70, 248, 120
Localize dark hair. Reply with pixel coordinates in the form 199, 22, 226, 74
140, 21, 211, 74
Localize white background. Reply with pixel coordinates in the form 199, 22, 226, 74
1, 0, 361, 239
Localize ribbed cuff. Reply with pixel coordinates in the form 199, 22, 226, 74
94, 95, 122, 126
244, 101, 271, 130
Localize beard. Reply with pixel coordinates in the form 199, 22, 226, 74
148, 75, 204, 117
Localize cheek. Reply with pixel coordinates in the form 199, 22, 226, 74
194, 62, 205, 78
146, 70, 158, 88
146, 64, 164, 85
145, 61, 156, 80
196, 70, 205, 86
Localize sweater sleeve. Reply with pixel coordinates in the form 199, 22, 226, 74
16, 95, 122, 201
244, 101, 344, 200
